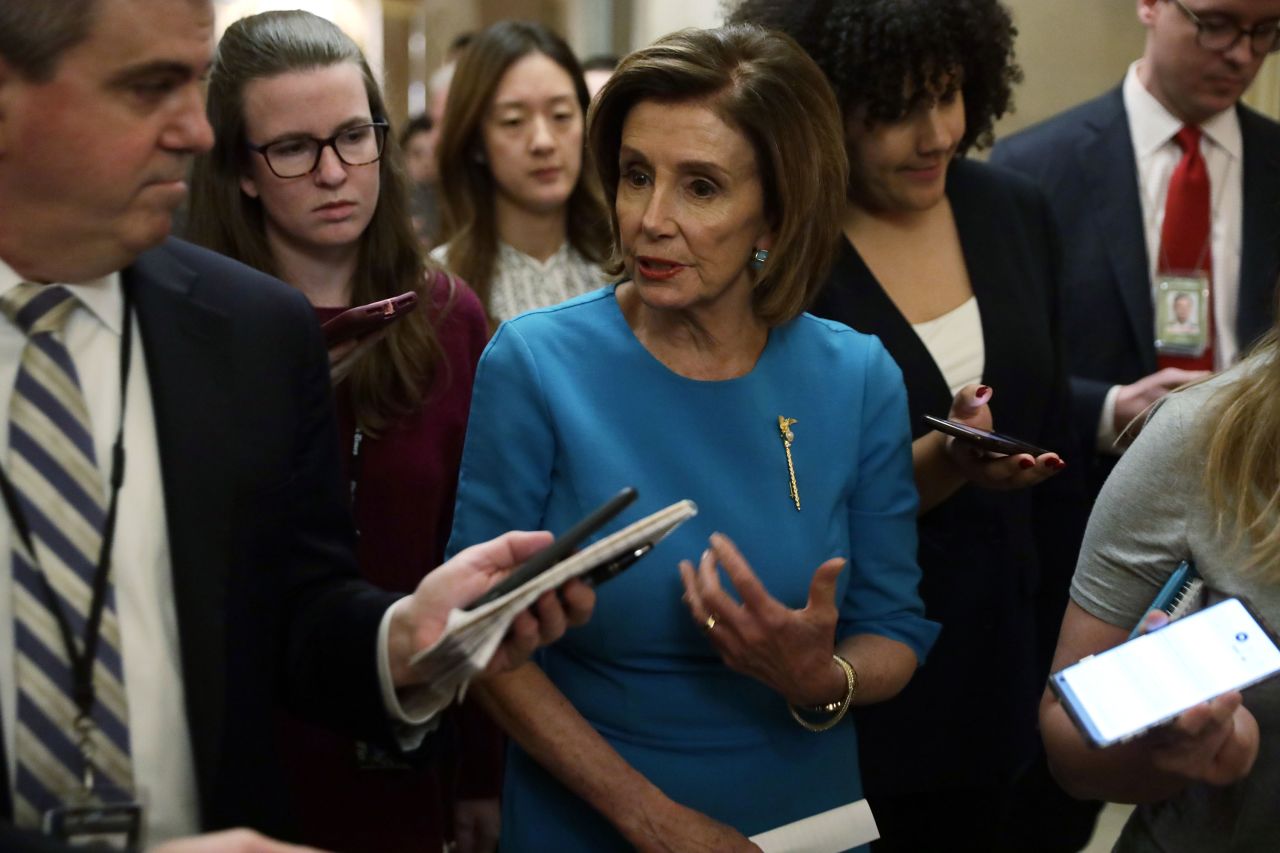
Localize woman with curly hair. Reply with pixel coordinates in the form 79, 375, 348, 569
731, 1, 1089, 849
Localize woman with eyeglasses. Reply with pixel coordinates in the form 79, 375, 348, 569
187, 11, 498, 853
433, 20, 611, 326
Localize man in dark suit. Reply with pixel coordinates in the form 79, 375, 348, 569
992, 0, 1280, 490
0, 1, 593, 850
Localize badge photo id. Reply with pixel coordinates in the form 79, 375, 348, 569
1154, 273, 1210, 358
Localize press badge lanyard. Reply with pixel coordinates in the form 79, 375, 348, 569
0, 290, 133, 793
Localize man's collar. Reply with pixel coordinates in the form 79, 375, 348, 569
0, 254, 124, 335
1123, 61, 1243, 160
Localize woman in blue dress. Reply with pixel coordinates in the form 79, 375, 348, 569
447, 26, 939, 852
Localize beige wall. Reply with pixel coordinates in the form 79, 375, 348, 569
994, 0, 1145, 139
378, 1, 1280, 134
996, 0, 1280, 139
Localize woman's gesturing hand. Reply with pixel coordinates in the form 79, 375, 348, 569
678, 533, 848, 707
943, 383, 1065, 490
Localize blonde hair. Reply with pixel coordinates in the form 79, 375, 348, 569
1202, 329, 1280, 578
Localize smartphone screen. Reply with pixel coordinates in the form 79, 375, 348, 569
1052, 598, 1280, 747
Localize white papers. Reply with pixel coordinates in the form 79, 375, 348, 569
408, 500, 698, 708
750, 799, 879, 853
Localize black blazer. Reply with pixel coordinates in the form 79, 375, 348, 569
990, 87, 1280, 488
811, 159, 1087, 794
1, 240, 400, 844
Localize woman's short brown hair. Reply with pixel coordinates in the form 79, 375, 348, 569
588, 24, 848, 326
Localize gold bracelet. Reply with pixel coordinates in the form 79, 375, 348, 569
788, 654, 858, 733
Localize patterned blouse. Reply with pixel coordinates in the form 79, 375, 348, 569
432, 240, 606, 323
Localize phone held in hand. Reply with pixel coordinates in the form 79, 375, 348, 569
922, 414, 1050, 457
321, 291, 419, 347
463, 487, 639, 611
1051, 597, 1280, 748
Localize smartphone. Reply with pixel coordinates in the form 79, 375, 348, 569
463, 487, 639, 611
1051, 597, 1280, 748
922, 414, 1050, 457
321, 292, 419, 347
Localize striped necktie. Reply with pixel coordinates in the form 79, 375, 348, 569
4, 283, 133, 825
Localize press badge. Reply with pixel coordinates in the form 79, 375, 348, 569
43, 800, 142, 850
1154, 273, 1210, 358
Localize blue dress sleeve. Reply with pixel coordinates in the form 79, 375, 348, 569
445, 321, 556, 558
838, 340, 941, 662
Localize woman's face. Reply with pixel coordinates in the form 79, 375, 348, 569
846, 85, 965, 214
481, 51, 583, 216
239, 62, 380, 255
615, 98, 773, 315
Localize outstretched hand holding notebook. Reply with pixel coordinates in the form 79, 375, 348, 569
408, 494, 698, 709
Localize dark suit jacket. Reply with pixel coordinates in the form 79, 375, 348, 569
990, 87, 1280, 488
811, 159, 1088, 794
1, 240, 401, 845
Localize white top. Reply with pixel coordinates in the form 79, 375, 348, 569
911, 295, 985, 398
433, 240, 605, 322
0, 258, 437, 845
1098, 62, 1244, 451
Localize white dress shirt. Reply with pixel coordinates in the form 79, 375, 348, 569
1, 258, 439, 845
1098, 62, 1243, 450
0, 259, 199, 843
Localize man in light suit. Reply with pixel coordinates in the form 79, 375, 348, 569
992, 0, 1280, 491
0, 1, 593, 850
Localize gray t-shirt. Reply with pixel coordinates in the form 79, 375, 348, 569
1072, 367, 1280, 853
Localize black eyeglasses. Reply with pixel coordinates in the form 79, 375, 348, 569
247, 120, 390, 179
1168, 0, 1280, 55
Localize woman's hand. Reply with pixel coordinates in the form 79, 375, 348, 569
1135, 611, 1260, 787
678, 533, 847, 707
942, 384, 1065, 490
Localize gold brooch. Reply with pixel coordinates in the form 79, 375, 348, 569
778, 416, 800, 511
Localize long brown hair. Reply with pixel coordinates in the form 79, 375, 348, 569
1202, 328, 1280, 578
436, 20, 609, 312
188, 10, 450, 434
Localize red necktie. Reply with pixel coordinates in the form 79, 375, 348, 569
1157, 125, 1213, 371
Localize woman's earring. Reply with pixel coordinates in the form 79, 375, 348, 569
749, 248, 769, 271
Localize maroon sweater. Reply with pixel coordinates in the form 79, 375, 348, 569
280, 275, 496, 852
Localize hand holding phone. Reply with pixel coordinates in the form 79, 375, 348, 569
1051, 597, 1280, 749
923, 414, 1050, 457
321, 291, 419, 347
464, 488, 639, 611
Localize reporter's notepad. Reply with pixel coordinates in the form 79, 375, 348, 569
409, 499, 697, 704
750, 800, 879, 853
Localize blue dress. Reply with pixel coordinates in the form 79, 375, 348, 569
447, 287, 939, 852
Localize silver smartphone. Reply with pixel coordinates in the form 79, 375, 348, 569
1051, 597, 1280, 748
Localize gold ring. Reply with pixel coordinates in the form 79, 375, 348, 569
703, 613, 718, 632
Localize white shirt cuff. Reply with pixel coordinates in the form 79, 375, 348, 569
1096, 384, 1124, 456
378, 598, 448, 748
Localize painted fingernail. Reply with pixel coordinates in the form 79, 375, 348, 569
1019, 458, 1035, 469
976, 385, 991, 396
1053, 459, 1067, 470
